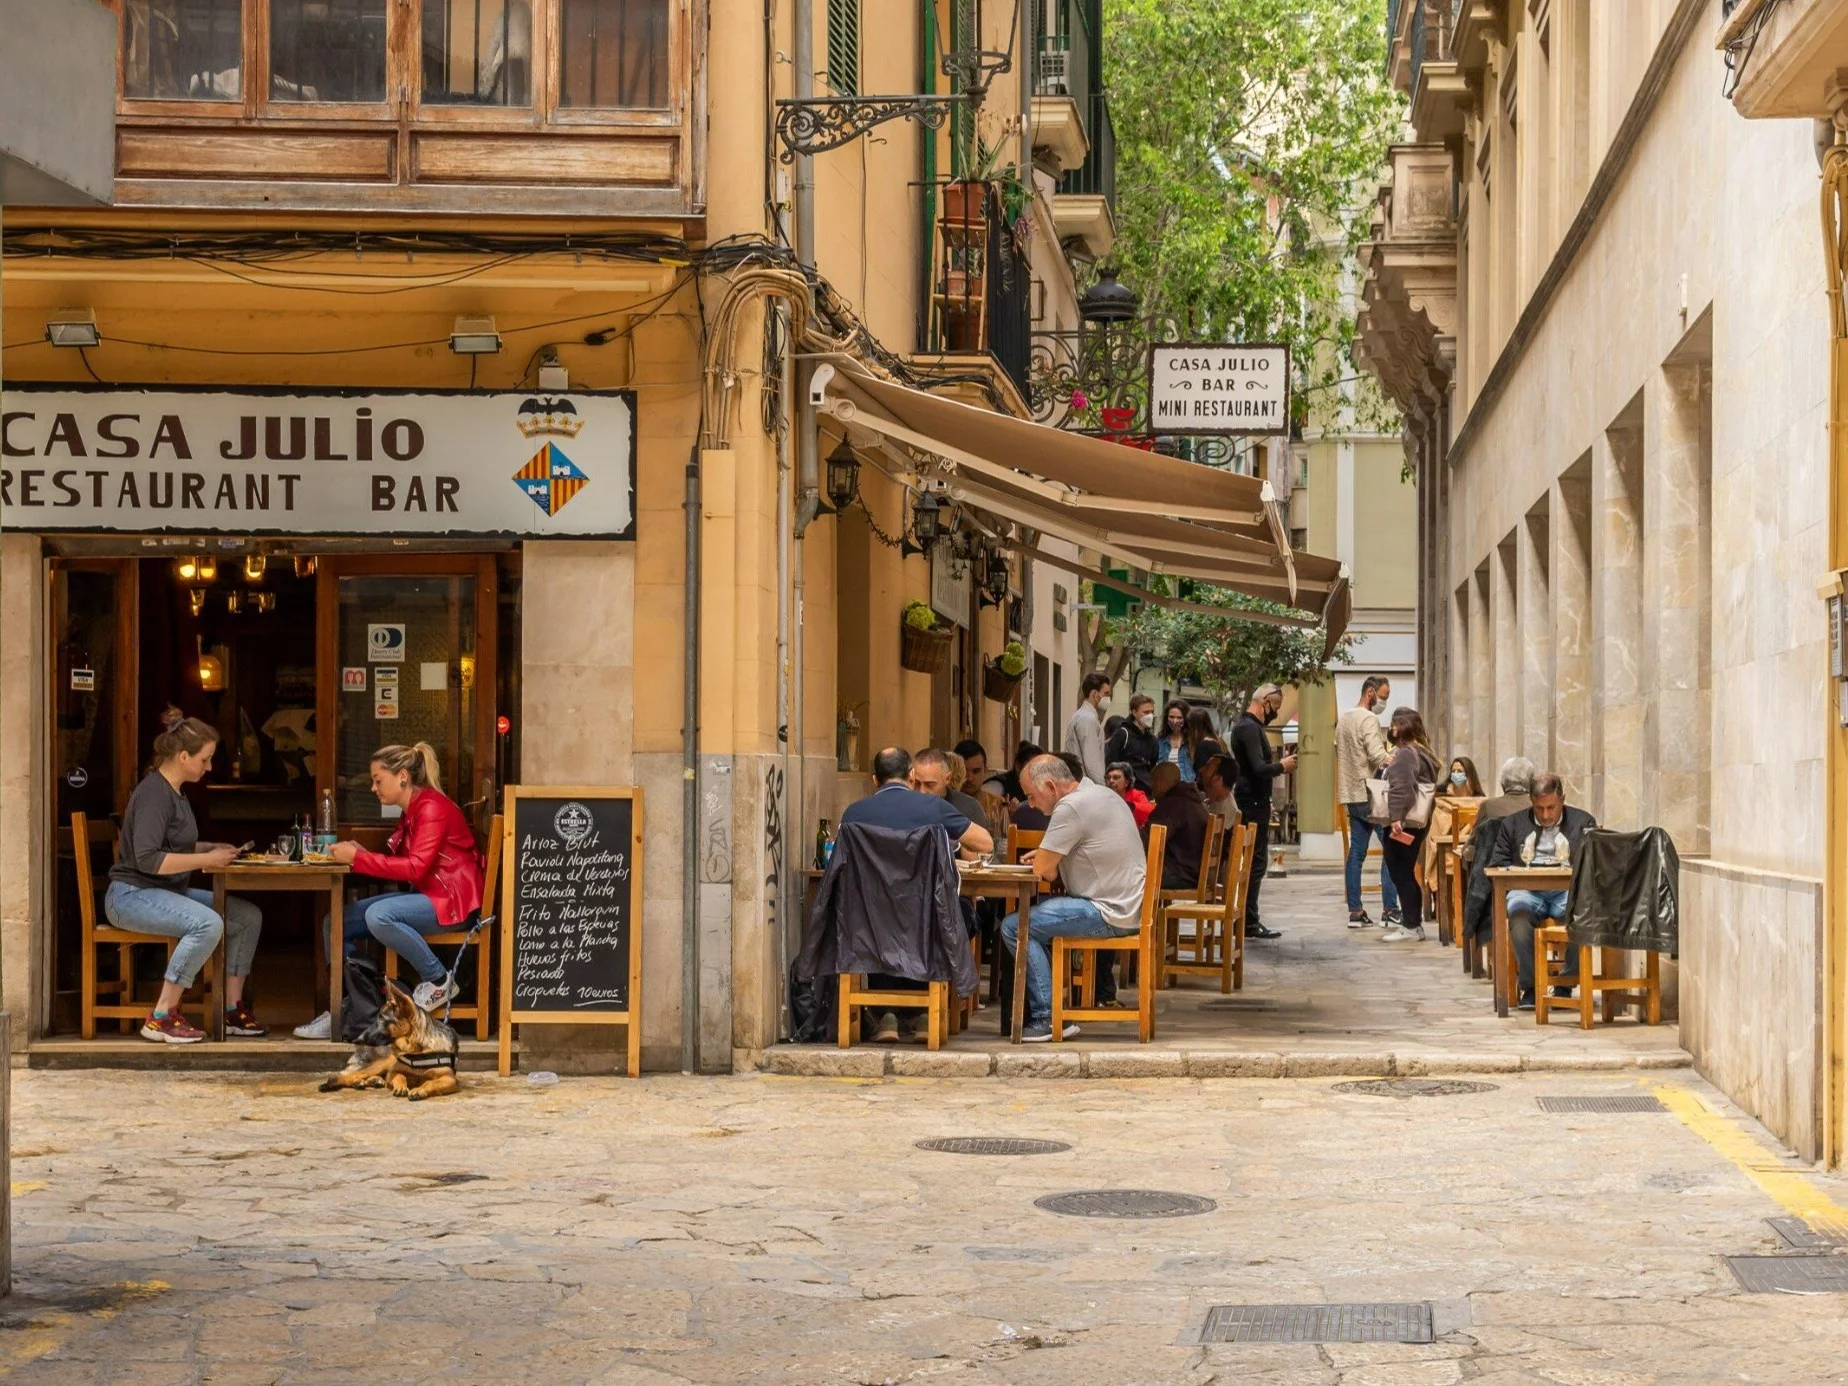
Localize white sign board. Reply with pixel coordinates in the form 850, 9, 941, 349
0, 387, 636, 537
1148, 344, 1290, 436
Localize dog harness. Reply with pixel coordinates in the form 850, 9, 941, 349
397, 1049, 458, 1071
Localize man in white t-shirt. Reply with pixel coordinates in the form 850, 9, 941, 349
999, 754, 1147, 1042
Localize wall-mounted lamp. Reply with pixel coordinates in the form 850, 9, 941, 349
449, 315, 502, 355
823, 437, 860, 512
44, 310, 100, 349
910, 487, 945, 547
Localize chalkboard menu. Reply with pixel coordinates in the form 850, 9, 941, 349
497, 785, 644, 1077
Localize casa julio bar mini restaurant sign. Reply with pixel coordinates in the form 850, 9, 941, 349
1147, 344, 1290, 436
0, 386, 637, 538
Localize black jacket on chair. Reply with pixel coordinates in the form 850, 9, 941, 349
1565, 827, 1680, 955
795, 823, 980, 996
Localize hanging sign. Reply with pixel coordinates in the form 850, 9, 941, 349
1148, 343, 1290, 436
498, 786, 644, 1078
0, 386, 637, 538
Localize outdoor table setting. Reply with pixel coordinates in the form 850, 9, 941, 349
202, 847, 349, 1041
1483, 865, 1574, 1018
955, 859, 1040, 1043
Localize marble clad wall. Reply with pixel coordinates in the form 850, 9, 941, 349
1434, 15, 1829, 1151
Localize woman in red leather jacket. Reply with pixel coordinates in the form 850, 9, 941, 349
293, 741, 484, 1040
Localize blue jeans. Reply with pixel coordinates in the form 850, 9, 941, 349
328, 892, 447, 984
999, 895, 1124, 1025
1344, 803, 1399, 913
1507, 889, 1570, 994
104, 882, 263, 987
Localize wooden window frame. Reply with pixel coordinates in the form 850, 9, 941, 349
105, 0, 685, 132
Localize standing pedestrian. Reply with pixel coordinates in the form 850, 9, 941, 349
1105, 693, 1160, 791
1229, 683, 1296, 941
1379, 707, 1441, 942
1064, 673, 1112, 784
1154, 699, 1194, 781
1335, 675, 1399, 928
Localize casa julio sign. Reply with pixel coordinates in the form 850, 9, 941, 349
1148, 343, 1290, 436
0, 386, 636, 538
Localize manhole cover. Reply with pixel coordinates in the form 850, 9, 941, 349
1768, 1217, 1848, 1253
1536, 1095, 1667, 1113
1200, 1303, 1433, 1344
1332, 1079, 1499, 1098
1035, 1189, 1217, 1219
916, 1137, 1072, 1156
1726, 1255, 1848, 1293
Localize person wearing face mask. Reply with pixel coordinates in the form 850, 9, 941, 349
1447, 757, 1484, 796
1105, 693, 1160, 792
1335, 676, 1399, 928
1155, 700, 1195, 781
1229, 683, 1297, 941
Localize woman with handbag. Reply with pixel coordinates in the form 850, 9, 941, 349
1378, 707, 1440, 942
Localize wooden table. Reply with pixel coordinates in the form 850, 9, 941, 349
956, 866, 1038, 1043
1428, 833, 1456, 945
203, 862, 349, 1041
1483, 866, 1573, 1017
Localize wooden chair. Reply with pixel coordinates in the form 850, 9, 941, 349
837, 975, 951, 1050
1534, 925, 1664, 1029
73, 812, 209, 1038
1163, 822, 1258, 994
1158, 813, 1226, 989
1005, 824, 1043, 864
384, 813, 502, 1039
1444, 804, 1481, 947
1051, 825, 1167, 1043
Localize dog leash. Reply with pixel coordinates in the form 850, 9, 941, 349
411, 910, 495, 1023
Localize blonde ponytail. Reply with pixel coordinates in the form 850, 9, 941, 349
372, 742, 442, 794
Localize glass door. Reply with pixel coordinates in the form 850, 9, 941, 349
315, 555, 499, 841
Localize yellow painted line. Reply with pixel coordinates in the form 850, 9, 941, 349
9, 1182, 45, 1196
1653, 1084, 1848, 1226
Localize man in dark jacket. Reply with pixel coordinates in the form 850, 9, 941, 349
1482, 771, 1597, 1008
1229, 683, 1296, 939
1105, 693, 1160, 792
1145, 761, 1210, 890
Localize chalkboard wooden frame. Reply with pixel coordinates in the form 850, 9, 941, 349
496, 784, 644, 1078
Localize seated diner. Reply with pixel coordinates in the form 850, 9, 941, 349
1144, 761, 1210, 890
1478, 771, 1597, 1010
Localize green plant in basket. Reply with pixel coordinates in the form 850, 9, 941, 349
997, 640, 1026, 677
903, 600, 939, 632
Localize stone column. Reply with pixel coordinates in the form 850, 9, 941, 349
1519, 502, 1553, 766
0, 534, 45, 1044
1551, 461, 1594, 797
1470, 562, 1495, 769
1493, 533, 1520, 768
1592, 414, 1645, 827
1646, 361, 1713, 852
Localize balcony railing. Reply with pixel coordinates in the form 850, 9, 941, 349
925, 185, 1033, 399
1407, 0, 1459, 95
1057, 92, 1115, 210
1036, 0, 1096, 118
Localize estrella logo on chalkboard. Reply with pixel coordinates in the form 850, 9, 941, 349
554, 801, 595, 850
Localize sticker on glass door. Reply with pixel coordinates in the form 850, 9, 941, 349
368, 623, 406, 662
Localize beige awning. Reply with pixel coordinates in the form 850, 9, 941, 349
815, 359, 1349, 638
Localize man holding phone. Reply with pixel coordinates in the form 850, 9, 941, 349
1230, 683, 1296, 941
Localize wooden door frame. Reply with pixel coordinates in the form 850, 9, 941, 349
314, 553, 500, 836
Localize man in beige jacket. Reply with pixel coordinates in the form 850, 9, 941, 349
1336, 676, 1398, 927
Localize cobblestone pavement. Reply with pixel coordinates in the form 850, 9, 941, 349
7, 1065, 1848, 1383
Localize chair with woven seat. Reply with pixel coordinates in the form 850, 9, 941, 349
73, 811, 210, 1038
1162, 821, 1258, 993
383, 813, 502, 1039
1051, 825, 1167, 1042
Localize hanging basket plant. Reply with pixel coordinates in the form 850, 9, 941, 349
982, 640, 1027, 701
899, 600, 953, 674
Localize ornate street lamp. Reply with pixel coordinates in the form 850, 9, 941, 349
824, 436, 860, 512
1029, 267, 1148, 431
910, 487, 945, 547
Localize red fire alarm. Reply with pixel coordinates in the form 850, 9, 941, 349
496, 715, 511, 736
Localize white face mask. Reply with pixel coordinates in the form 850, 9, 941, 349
1138, 712, 1154, 729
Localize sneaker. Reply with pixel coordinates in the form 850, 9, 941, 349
1346, 910, 1374, 929
1382, 909, 1404, 928
140, 1011, 205, 1045
224, 1001, 268, 1037
411, 980, 451, 1013
292, 1011, 332, 1041
1517, 989, 1536, 1011
1020, 1021, 1082, 1043
899, 1012, 929, 1043
871, 1011, 900, 1044
1380, 924, 1426, 942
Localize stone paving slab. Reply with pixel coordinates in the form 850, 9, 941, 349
767, 873, 1689, 1073
2, 1065, 1845, 1383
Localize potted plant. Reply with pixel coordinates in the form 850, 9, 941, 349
982, 639, 1027, 702
899, 599, 953, 674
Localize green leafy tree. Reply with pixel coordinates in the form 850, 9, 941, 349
1115, 582, 1355, 712
1104, 0, 1401, 413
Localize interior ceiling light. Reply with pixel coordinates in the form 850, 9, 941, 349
196, 555, 218, 582
449, 315, 502, 355
44, 310, 100, 349
244, 554, 267, 582
176, 556, 199, 581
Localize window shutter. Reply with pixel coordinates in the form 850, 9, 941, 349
826, 0, 860, 98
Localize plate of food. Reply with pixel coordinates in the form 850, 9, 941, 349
302, 851, 335, 865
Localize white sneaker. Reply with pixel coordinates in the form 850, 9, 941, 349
411, 981, 451, 1013
1379, 925, 1426, 943
292, 1011, 332, 1040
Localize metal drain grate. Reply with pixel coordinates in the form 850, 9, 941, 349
1726, 1255, 1848, 1293
1200, 1303, 1434, 1344
1768, 1218, 1848, 1253
1034, 1189, 1217, 1219
1332, 1079, 1499, 1098
915, 1137, 1071, 1156
1535, 1095, 1667, 1114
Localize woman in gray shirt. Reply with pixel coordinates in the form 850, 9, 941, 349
105, 709, 265, 1044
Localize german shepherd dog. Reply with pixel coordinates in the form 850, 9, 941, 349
319, 980, 461, 1101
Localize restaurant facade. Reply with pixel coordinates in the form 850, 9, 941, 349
1, 0, 1347, 1073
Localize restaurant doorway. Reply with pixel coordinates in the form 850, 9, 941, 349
47, 546, 516, 1038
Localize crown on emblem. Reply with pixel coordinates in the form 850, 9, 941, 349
515, 396, 585, 439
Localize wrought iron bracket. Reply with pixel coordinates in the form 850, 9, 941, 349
775, 95, 965, 162
940, 47, 1012, 101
